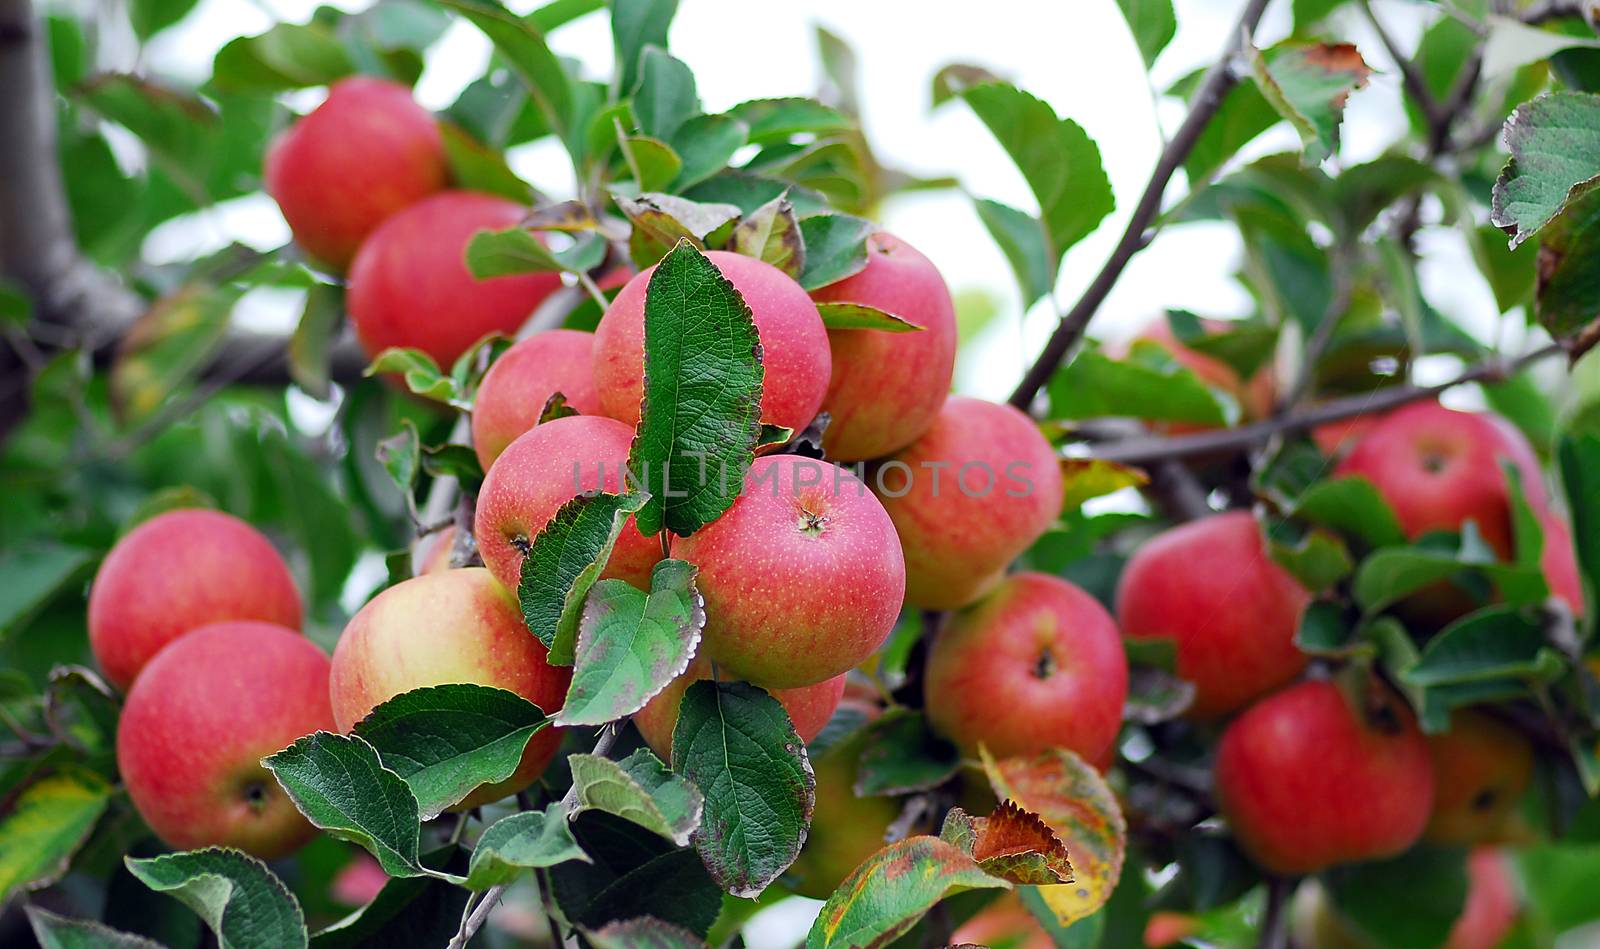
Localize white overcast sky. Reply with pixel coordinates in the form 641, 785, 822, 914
126, 0, 1515, 403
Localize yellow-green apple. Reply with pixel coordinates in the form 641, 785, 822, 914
811, 232, 956, 460
1424, 710, 1532, 845
474, 414, 661, 592
671, 454, 903, 688
924, 572, 1126, 762
471, 329, 603, 468
347, 191, 561, 367
1335, 402, 1546, 558
1540, 507, 1584, 616
592, 250, 830, 433
1116, 511, 1309, 719
117, 621, 333, 859
631, 655, 846, 761
265, 77, 447, 271
89, 508, 302, 690
328, 568, 570, 809
784, 719, 900, 898
870, 397, 1063, 611
1215, 680, 1433, 875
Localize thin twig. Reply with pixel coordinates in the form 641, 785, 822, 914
1089, 343, 1564, 465
1359, 0, 1448, 130
1008, 0, 1274, 410
1256, 877, 1292, 949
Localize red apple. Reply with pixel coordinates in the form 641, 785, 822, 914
88, 509, 302, 691
347, 191, 562, 368
1335, 402, 1546, 559
1116, 511, 1309, 719
811, 232, 956, 461
1424, 710, 1532, 845
117, 621, 333, 859
924, 572, 1127, 762
264, 77, 447, 271
871, 397, 1064, 611
471, 329, 603, 469
328, 568, 571, 809
1446, 848, 1519, 949
1215, 680, 1434, 875
592, 250, 831, 433
950, 892, 1054, 949
1540, 507, 1584, 617
474, 414, 661, 593
632, 655, 846, 761
670, 454, 904, 689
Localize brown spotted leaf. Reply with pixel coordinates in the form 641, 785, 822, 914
939, 802, 1073, 886
804, 837, 1008, 949
980, 745, 1126, 929
1248, 42, 1371, 164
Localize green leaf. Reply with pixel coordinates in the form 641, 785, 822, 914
310, 846, 470, 948
1491, 92, 1600, 249
1403, 605, 1562, 687
727, 194, 804, 279
1114, 0, 1175, 69
1468, 221, 1537, 314
212, 22, 354, 94
973, 197, 1055, 307
1323, 846, 1468, 947
262, 733, 426, 878
351, 684, 551, 819
465, 808, 589, 889
466, 226, 607, 277
1533, 186, 1600, 337
552, 814, 722, 935
726, 97, 849, 145
1247, 42, 1371, 164
1292, 476, 1406, 548
558, 559, 705, 727
1178, 73, 1278, 182
614, 192, 742, 267
669, 113, 748, 190
438, 121, 534, 202
633, 46, 699, 141
584, 918, 705, 949
1265, 522, 1353, 594
611, 0, 678, 96
673, 681, 816, 897
805, 837, 1007, 949
960, 82, 1114, 268
1046, 348, 1231, 425
1559, 433, 1600, 620
814, 302, 924, 332
1166, 311, 1279, 379
1295, 600, 1362, 658
24, 907, 163, 949
683, 172, 828, 216
440, 0, 573, 140
129, 0, 199, 40
1333, 156, 1440, 235
1352, 539, 1545, 617
623, 135, 684, 191
110, 285, 239, 425
363, 348, 460, 406
852, 708, 961, 796
519, 491, 649, 664
125, 848, 308, 949
930, 63, 1004, 106
374, 420, 420, 517
626, 241, 763, 537
796, 213, 874, 291
0, 768, 111, 901
0, 543, 93, 636
287, 283, 342, 400
568, 748, 704, 845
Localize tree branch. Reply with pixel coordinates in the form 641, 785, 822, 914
1359, 0, 1449, 131
1089, 343, 1564, 465
1521, 1, 1591, 25
1008, 0, 1274, 410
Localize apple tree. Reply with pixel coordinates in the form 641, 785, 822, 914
4, 0, 1600, 946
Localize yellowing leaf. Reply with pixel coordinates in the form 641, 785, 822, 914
1060, 458, 1149, 509
980, 745, 1126, 929
0, 768, 112, 901
805, 836, 1007, 948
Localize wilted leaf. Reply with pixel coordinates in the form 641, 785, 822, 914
125, 848, 307, 949
351, 684, 551, 819
558, 559, 705, 726
1248, 42, 1371, 164
982, 746, 1127, 929
568, 748, 704, 846
728, 194, 804, 278
519, 491, 649, 664
804, 837, 1008, 949
673, 681, 814, 897
1492, 92, 1600, 249
941, 801, 1074, 885
627, 241, 763, 536
1060, 458, 1148, 509
614, 192, 742, 267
